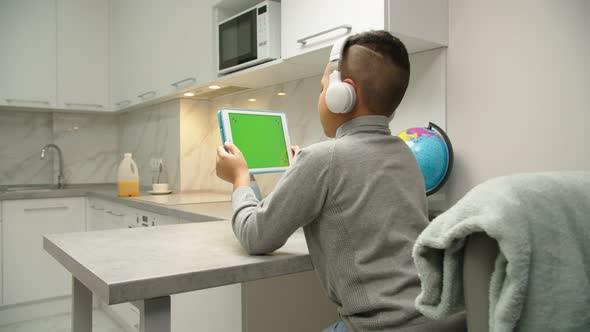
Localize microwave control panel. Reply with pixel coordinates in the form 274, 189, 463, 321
257, 5, 268, 47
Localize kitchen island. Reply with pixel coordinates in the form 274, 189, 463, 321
43, 220, 313, 332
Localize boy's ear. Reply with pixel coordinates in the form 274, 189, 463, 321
343, 78, 360, 107
343, 78, 357, 91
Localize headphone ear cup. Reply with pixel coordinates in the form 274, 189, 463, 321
326, 82, 356, 114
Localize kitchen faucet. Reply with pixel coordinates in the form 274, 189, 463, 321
41, 144, 65, 189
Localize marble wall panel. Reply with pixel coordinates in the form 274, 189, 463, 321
180, 74, 327, 195
119, 100, 181, 191
52, 112, 119, 184
0, 110, 54, 185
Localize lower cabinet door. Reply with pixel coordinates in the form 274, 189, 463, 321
107, 302, 140, 331
171, 285, 242, 332
104, 285, 242, 332
2, 197, 85, 304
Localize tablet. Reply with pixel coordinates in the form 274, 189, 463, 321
218, 108, 293, 174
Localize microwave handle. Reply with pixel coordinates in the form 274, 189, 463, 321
296, 25, 352, 45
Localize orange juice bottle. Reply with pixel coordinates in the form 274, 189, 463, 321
117, 153, 139, 197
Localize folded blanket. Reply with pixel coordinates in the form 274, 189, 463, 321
413, 172, 590, 332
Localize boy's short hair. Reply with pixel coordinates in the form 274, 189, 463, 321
341, 31, 410, 117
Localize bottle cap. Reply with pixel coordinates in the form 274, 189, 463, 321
124, 153, 132, 158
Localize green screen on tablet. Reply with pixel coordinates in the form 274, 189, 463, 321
228, 113, 289, 168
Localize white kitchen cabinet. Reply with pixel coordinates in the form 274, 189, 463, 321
87, 198, 130, 230
85, 198, 139, 331
281, 0, 385, 60
0, 203, 3, 305
86, 198, 240, 332
386, 0, 448, 50
110, 0, 216, 111
57, 0, 110, 112
2, 197, 85, 305
0, 0, 57, 109
281, 0, 448, 62
110, 0, 150, 110
152, 0, 217, 97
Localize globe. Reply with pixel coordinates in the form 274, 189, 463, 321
397, 123, 454, 195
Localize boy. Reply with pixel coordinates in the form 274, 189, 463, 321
216, 31, 465, 331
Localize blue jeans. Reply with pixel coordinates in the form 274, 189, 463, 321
322, 320, 348, 332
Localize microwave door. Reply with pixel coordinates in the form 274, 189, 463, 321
219, 9, 257, 72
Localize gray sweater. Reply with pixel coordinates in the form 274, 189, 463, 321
231, 116, 462, 331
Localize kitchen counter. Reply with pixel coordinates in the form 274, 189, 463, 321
44, 221, 311, 331
44, 221, 311, 305
0, 183, 233, 222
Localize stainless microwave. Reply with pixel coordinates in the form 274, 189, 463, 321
218, 1, 281, 75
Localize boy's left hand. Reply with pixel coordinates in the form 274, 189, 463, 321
216, 142, 251, 190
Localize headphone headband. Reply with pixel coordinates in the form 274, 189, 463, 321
325, 35, 356, 114
329, 36, 350, 71
329, 36, 349, 62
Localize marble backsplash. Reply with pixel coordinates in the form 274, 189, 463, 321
0, 111, 54, 185
0, 110, 118, 186
180, 74, 328, 196
53, 112, 119, 184
0, 99, 181, 190
0, 48, 445, 194
179, 99, 230, 192
119, 100, 181, 191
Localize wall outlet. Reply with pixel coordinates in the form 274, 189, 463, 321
150, 158, 163, 171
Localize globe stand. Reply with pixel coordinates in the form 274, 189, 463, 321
425, 122, 454, 196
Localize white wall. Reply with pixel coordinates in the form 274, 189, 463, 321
446, 0, 590, 204
390, 48, 446, 135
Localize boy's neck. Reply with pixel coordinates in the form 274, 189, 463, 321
334, 114, 390, 139
330, 105, 387, 137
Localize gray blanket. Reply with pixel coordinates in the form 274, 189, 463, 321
412, 172, 590, 332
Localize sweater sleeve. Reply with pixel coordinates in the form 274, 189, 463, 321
231, 144, 333, 255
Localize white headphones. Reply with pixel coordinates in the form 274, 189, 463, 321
326, 36, 356, 114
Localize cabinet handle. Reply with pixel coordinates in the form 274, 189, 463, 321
170, 77, 196, 88
24, 206, 68, 212
90, 204, 105, 211
106, 210, 124, 217
116, 100, 131, 107
65, 102, 104, 109
5, 98, 50, 105
296, 24, 352, 45
138, 91, 156, 99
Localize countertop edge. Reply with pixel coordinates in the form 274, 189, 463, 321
86, 191, 226, 223
0, 184, 229, 223
107, 255, 313, 304
43, 235, 111, 302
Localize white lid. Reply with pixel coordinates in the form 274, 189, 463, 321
124, 153, 132, 158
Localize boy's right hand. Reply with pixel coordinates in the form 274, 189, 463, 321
290, 145, 301, 158
216, 142, 250, 190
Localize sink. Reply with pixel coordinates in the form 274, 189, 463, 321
2, 185, 60, 193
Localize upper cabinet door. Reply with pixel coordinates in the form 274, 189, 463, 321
0, 0, 57, 108
57, 0, 109, 112
385, 0, 448, 53
282, 0, 448, 61
153, 0, 217, 97
281, 0, 385, 60
110, 0, 216, 111
110, 0, 139, 110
